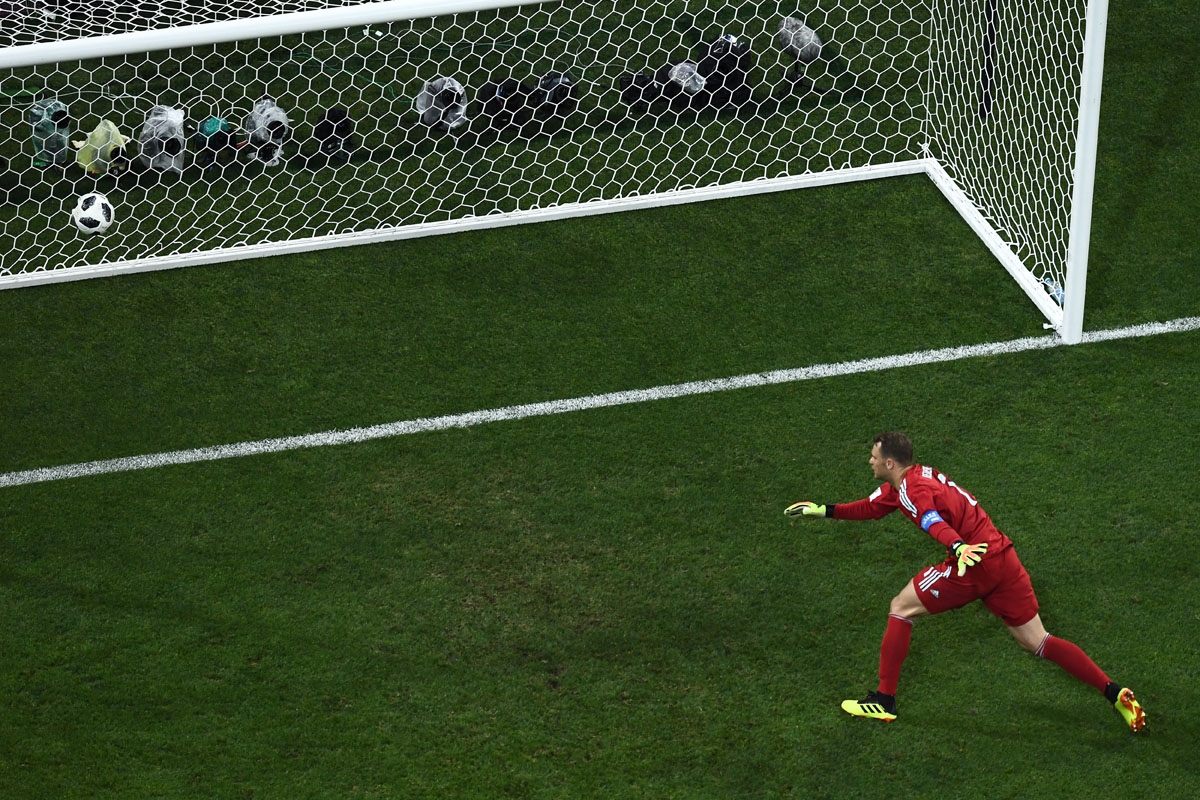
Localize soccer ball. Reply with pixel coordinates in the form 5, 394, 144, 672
70, 191, 115, 235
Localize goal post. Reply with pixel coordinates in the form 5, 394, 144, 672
1062, 0, 1109, 345
0, 0, 1107, 341
922, 0, 1109, 344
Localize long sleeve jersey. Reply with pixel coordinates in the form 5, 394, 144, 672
831, 464, 1013, 556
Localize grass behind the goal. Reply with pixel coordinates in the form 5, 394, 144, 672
1, 0, 927, 277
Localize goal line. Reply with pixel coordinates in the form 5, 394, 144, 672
2, 316, 1196, 490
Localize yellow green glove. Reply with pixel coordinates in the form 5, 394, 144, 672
952, 541, 988, 576
784, 501, 828, 519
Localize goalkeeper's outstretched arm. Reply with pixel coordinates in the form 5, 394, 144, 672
784, 495, 896, 521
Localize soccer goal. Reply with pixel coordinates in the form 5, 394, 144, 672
0, 0, 1107, 342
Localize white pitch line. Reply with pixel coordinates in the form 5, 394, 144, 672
3, 316, 1199, 489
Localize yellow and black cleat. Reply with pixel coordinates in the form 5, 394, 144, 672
841, 691, 897, 722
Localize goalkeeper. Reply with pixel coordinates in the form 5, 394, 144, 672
785, 431, 1145, 732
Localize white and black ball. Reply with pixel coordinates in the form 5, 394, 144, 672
70, 191, 115, 235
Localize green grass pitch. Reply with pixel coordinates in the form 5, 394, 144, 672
1, 2, 1199, 798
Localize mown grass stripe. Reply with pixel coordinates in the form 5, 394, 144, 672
3, 316, 1197, 489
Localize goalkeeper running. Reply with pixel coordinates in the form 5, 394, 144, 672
786, 431, 1145, 732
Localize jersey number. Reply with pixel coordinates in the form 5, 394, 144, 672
937, 473, 979, 506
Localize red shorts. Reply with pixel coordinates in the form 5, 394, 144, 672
910, 545, 1039, 627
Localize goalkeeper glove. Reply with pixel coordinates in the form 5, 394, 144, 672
784, 501, 828, 519
951, 541, 989, 576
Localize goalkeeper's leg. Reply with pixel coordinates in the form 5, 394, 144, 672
842, 583, 929, 722
1010, 614, 1146, 732
990, 551, 1144, 731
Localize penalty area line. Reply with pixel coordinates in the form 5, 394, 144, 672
3, 316, 1198, 489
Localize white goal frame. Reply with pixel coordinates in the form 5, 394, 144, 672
0, 0, 1108, 343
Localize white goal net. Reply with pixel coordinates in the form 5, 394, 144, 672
0, 0, 1106, 340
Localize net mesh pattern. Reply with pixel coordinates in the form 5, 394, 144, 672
0, 0, 1085, 296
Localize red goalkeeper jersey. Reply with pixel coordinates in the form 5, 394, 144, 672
832, 464, 1013, 556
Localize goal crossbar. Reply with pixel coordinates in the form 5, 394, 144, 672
0, 0, 545, 70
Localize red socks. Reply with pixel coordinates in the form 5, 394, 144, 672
1036, 634, 1110, 692
878, 614, 913, 696
874, 621, 1110, 699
